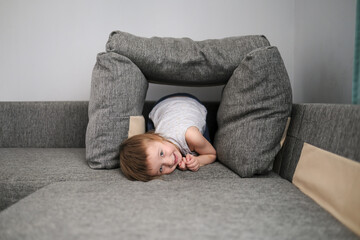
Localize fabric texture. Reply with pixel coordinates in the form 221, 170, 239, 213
128, 116, 145, 138
276, 104, 360, 182
144, 101, 220, 144
106, 31, 270, 86
149, 96, 207, 156
215, 46, 292, 177
293, 142, 360, 236
0, 179, 357, 240
273, 103, 360, 236
2, 100, 360, 238
0, 102, 88, 148
86, 31, 271, 169
86, 52, 148, 169
0, 148, 245, 211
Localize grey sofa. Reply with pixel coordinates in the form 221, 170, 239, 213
0, 101, 359, 239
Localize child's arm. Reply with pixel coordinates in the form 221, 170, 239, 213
184, 126, 217, 171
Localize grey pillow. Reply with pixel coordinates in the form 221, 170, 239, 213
86, 31, 271, 170
86, 52, 148, 169
215, 46, 292, 177
106, 31, 270, 86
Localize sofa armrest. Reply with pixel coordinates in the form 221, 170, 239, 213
274, 103, 360, 236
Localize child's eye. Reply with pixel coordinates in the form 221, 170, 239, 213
159, 166, 163, 173
160, 150, 164, 157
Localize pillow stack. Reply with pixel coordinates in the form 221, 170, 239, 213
86, 31, 292, 177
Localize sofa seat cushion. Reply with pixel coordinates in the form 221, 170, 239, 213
0, 148, 116, 210
0, 148, 248, 210
0, 179, 356, 240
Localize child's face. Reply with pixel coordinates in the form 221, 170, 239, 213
147, 140, 182, 176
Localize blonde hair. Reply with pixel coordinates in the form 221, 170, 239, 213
119, 132, 168, 182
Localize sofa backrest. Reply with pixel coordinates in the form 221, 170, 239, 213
0, 102, 89, 148
0, 101, 220, 148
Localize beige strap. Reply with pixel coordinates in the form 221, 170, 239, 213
293, 143, 360, 236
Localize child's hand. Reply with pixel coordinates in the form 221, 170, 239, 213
177, 158, 187, 171
185, 154, 200, 172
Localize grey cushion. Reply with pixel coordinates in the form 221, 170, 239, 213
0, 179, 356, 240
215, 46, 292, 177
86, 52, 148, 169
0, 148, 119, 211
0, 148, 239, 211
106, 31, 270, 86
87, 31, 270, 169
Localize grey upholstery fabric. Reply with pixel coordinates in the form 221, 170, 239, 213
0, 101, 219, 148
0, 102, 88, 147
87, 31, 271, 170
215, 46, 292, 177
106, 31, 270, 86
0, 148, 117, 210
0, 148, 240, 211
275, 104, 360, 181
1, 101, 359, 238
273, 136, 304, 181
0, 179, 357, 240
86, 52, 148, 169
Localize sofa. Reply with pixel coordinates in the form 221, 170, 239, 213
0, 100, 359, 239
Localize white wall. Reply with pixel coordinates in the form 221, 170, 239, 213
0, 0, 294, 102
294, 0, 356, 103
0, 0, 356, 103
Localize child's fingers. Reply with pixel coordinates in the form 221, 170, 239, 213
178, 163, 186, 171
186, 159, 199, 170
179, 164, 186, 171
188, 164, 199, 172
185, 160, 195, 168
186, 155, 195, 163
186, 160, 195, 168
178, 159, 187, 170
184, 154, 200, 171
187, 155, 196, 164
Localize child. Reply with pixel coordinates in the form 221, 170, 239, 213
119, 93, 217, 181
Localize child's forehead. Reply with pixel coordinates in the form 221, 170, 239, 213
146, 140, 161, 153
146, 140, 173, 157
147, 139, 165, 148
145, 142, 161, 170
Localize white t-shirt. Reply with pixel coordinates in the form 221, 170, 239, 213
149, 96, 207, 156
